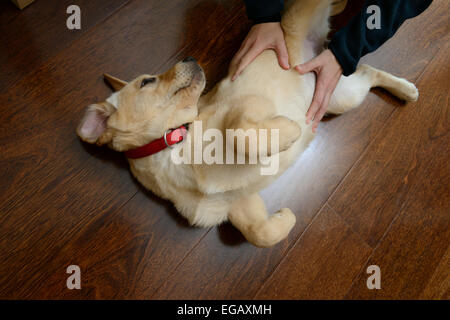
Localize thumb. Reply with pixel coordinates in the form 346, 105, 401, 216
275, 40, 290, 70
295, 57, 319, 75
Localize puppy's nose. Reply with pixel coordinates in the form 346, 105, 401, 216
182, 56, 196, 63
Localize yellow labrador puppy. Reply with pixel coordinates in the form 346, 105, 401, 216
77, 0, 419, 247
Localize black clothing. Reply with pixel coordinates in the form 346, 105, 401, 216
244, 0, 432, 75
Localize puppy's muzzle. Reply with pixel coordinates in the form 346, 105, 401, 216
176, 57, 205, 90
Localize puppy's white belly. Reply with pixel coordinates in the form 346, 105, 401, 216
229, 44, 318, 124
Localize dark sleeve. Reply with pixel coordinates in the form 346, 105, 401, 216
244, 0, 284, 24
329, 0, 433, 76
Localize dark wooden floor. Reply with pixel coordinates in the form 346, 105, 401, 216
0, 0, 448, 299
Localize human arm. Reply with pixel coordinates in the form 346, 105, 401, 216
297, 0, 433, 131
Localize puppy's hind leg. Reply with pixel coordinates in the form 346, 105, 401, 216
371, 66, 419, 102
327, 64, 419, 115
228, 193, 296, 248
282, 0, 333, 67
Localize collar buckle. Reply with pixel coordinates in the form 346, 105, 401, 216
163, 129, 175, 148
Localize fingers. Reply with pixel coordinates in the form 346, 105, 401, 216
312, 91, 332, 133
308, 71, 341, 132
300, 49, 343, 133
295, 57, 320, 75
275, 39, 290, 70
232, 22, 290, 81
231, 41, 251, 78
306, 77, 326, 124
233, 40, 289, 81
232, 43, 264, 81
231, 37, 251, 65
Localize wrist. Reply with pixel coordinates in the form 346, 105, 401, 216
252, 13, 282, 25
326, 48, 343, 73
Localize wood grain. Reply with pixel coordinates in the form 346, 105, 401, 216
0, 0, 129, 92
255, 205, 372, 300
28, 190, 209, 299
328, 42, 449, 247
419, 246, 450, 300
337, 43, 450, 299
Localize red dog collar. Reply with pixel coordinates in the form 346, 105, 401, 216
124, 125, 188, 159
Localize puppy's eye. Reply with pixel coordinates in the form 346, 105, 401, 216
140, 77, 156, 88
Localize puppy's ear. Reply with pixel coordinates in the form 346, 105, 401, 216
77, 102, 115, 144
104, 73, 127, 92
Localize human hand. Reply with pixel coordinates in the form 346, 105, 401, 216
231, 22, 290, 81
295, 49, 343, 133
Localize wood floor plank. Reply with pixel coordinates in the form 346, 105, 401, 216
0, 0, 249, 299
152, 0, 448, 299
328, 43, 450, 247
0, 0, 130, 91
255, 205, 372, 299
419, 246, 450, 299
0, 135, 136, 299
29, 191, 209, 299
340, 44, 450, 299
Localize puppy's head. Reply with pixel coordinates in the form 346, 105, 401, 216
77, 57, 205, 151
